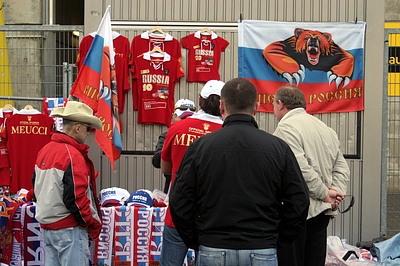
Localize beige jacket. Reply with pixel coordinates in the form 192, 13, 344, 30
274, 108, 350, 219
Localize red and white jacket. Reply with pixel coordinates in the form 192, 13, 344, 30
33, 132, 102, 236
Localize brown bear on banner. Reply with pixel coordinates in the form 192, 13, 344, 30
262, 28, 354, 88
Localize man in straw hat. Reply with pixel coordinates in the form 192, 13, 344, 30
32, 101, 103, 266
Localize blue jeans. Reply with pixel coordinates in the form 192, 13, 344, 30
197, 245, 277, 266
41, 226, 90, 266
160, 225, 189, 266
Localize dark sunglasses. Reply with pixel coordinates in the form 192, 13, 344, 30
338, 195, 355, 214
175, 106, 196, 111
75, 123, 91, 132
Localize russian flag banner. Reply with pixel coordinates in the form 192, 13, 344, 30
70, 5, 121, 168
238, 20, 366, 114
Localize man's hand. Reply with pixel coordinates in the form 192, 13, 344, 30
323, 188, 344, 211
89, 220, 102, 240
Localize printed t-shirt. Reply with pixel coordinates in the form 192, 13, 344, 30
131, 51, 184, 126
130, 31, 182, 110
180, 31, 229, 83
161, 111, 223, 227
6, 110, 54, 192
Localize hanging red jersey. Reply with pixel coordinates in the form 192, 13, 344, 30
131, 51, 184, 126
129, 31, 182, 66
6, 110, 54, 192
76, 32, 131, 113
0, 108, 17, 187
181, 31, 229, 83
129, 31, 182, 111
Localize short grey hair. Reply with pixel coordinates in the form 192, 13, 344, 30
275, 85, 306, 110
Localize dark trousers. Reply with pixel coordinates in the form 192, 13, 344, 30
278, 212, 331, 266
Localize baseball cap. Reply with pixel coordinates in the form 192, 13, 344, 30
99, 187, 131, 207
174, 98, 196, 119
200, 80, 225, 99
126, 189, 153, 208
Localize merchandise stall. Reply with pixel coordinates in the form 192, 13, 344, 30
4, 202, 194, 266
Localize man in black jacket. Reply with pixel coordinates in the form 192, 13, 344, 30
169, 78, 310, 266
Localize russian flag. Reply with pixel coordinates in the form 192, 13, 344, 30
238, 20, 366, 114
70, 5, 121, 169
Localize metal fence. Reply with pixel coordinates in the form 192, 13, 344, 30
0, 25, 82, 110
383, 28, 400, 238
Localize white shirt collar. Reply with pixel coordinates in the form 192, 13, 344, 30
0, 108, 18, 118
17, 109, 41, 115
141, 31, 173, 41
194, 30, 218, 40
279, 108, 306, 123
143, 51, 171, 62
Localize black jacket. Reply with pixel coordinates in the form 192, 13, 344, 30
152, 131, 171, 193
170, 114, 309, 250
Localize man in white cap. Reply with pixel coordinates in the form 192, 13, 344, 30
33, 101, 103, 266
152, 98, 196, 193
160, 80, 225, 265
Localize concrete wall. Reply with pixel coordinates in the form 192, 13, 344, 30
3, 0, 43, 24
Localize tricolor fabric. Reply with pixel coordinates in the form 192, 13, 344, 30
22, 204, 44, 266
69, 5, 122, 169
0, 195, 22, 265
238, 20, 366, 114
8, 205, 196, 265
42, 97, 68, 132
94, 207, 115, 266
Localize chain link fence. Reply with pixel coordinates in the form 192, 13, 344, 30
0, 25, 82, 110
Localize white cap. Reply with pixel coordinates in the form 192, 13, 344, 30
99, 187, 131, 207
174, 98, 196, 118
200, 80, 225, 99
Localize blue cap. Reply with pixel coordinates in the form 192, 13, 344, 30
126, 189, 153, 208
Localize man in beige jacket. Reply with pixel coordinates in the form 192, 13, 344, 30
273, 85, 350, 266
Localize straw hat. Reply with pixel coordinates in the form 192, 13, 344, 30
50, 101, 102, 129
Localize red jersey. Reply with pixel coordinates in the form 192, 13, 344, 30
76, 32, 131, 113
6, 110, 54, 192
129, 31, 182, 67
131, 51, 184, 126
130, 31, 182, 111
161, 111, 223, 227
0, 108, 17, 186
181, 31, 229, 83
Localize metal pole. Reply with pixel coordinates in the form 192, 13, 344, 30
63, 62, 68, 98
49, 0, 54, 25
67, 63, 73, 96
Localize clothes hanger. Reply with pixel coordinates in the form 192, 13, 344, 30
149, 25, 166, 35
3, 104, 14, 111
200, 27, 212, 34
24, 104, 34, 110
150, 46, 165, 55
200, 20, 212, 34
